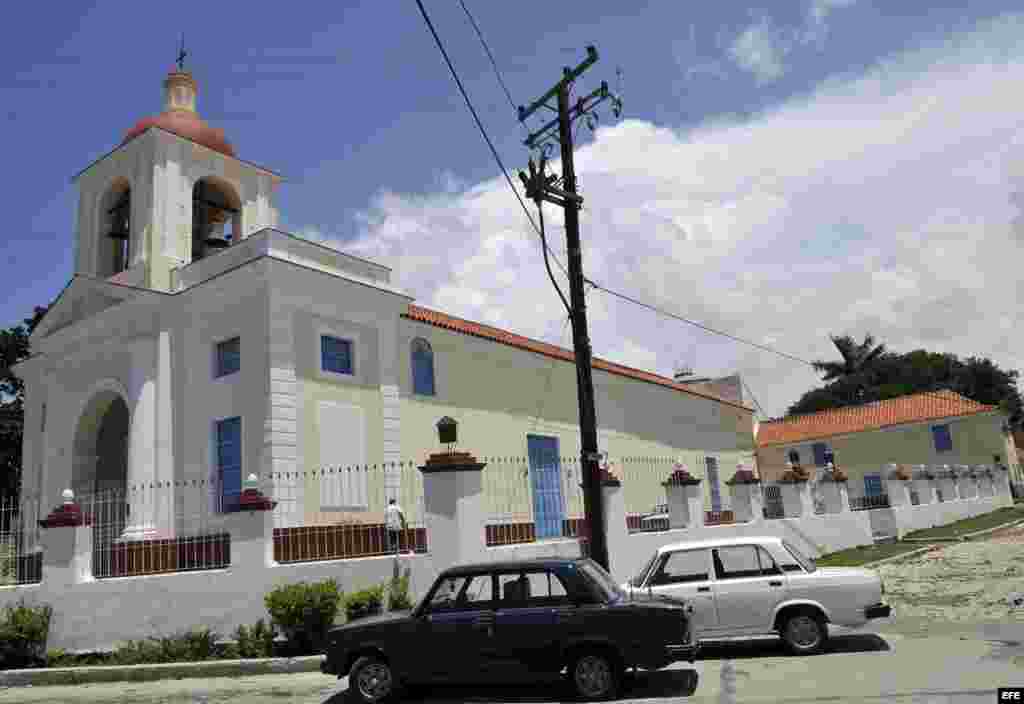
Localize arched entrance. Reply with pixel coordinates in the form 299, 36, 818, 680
72, 390, 130, 543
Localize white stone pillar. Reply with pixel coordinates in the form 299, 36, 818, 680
420, 453, 487, 568
602, 479, 630, 583
912, 466, 934, 504
818, 479, 849, 514
265, 300, 299, 526
123, 338, 158, 541
727, 483, 762, 523
226, 476, 277, 569
664, 483, 689, 529
40, 490, 93, 586
779, 481, 812, 518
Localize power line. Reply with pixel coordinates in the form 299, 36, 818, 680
458, 0, 518, 116
413, 0, 572, 288
585, 277, 1005, 419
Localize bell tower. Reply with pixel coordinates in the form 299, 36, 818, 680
71, 51, 282, 292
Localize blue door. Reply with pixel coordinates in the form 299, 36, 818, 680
864, 474, 883, 497
527, 435, 565, 539
705, 457, 722, 512
217, 417, 242, 511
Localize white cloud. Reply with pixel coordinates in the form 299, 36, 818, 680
328, 14, 1024, 419
727, 1, 858, 81
728, 16, 792, 84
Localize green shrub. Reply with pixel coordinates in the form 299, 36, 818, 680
110, 627, 219, 665
235, 619, 274, 659
0, 599, 52, 669
387, 571, 414, 612
345, 584, 386, 622
264, 579, 342, 655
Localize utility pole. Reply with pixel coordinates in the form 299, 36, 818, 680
517, 47, 622, 572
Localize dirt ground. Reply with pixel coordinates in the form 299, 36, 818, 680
871, 523, 1024, 627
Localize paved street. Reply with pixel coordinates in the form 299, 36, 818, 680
3, 524, 1023, 704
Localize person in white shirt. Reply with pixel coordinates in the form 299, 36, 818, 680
385, 498, 407, 554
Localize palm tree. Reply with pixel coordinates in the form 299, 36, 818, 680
812, 334, 888, 398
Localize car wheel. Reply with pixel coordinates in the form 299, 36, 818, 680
781, 610, 828, 655
348, 655, 395, 704
569, 650, 621, 701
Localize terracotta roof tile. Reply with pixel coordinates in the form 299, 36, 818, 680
402, 304, 752, 411
757, 390, 997, 447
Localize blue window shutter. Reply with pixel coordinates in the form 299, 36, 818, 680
812, 443, 828, 467
411, 339, 435, 396
931, 424, 953, 453
217, 417, 242, 511
321, 336, 353, 374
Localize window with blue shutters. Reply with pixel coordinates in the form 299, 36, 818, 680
812, 443, 829, 466
931, 424, 953, 453
215, 337, 240, 378
321, 335, 353, 375
216, 417, 242, 512
411, 338, 435, 396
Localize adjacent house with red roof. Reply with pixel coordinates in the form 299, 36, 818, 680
755, 390, 1020, 497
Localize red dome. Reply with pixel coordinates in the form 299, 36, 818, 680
123, 109, 235, 157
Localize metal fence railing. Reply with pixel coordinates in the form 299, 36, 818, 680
909, 489, 921, 506
0, 492, 42, 587
80, 480, 231, 579
270, 463, 428, 563
481, 456, 584, 547
762, 483, 785, 519
849, 494, 891, 511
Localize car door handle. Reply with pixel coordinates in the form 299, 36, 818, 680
769, 581, 783, 587
697, 586, 711, 593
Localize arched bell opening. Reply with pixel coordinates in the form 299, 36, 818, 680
98, 179, 132, 277
192, 177, 242, 262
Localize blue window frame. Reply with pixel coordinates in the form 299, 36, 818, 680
527, 435, 565, 539
705, 456, 722, 512
931, 424, 953, 453
321, 335, 353, 375
812, 443, 829, 467
216, 417, 242, 512
215, 337, 240, 378
411, 338, 435, 396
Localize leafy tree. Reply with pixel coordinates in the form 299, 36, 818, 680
0, 306, 49, 497
789, 335, 1024, 429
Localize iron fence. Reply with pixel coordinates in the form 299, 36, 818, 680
270, 463, 428, 563
81, 480, 231, 579
762, 484, 785, 519
936, 488, 945, 503
909, 489, 921, 506
481, 456, 584, 547
849, 494, 891, 511
0, 492, 42, 586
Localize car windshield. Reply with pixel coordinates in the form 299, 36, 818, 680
782, 540, 817, 573
630, 552, 659, 588
579, 559, 623, 601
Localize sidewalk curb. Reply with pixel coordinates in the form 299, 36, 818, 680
0, 655, 325, 688
861, 516, 1024, 569
860, 545, 936, 569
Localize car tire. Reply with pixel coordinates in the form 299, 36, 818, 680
781, 609, 828, 655
568, 649, 621, 701
348, 655, 396, 704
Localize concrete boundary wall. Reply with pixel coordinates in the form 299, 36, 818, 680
0, 468, 1013, 653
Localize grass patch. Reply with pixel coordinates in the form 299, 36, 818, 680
902, 504, 1024, 541
814, 542, 926, 567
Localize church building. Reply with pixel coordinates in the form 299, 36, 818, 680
12, 63, 756, 542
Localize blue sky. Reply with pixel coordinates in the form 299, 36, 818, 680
3, 1, 1024, 417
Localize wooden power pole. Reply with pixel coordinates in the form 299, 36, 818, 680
517, 47, 622, 572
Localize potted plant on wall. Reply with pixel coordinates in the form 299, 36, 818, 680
662, 462, 701, 486
780, 451, 811, 483
726, 463, 760, 485
888, 463, 913, 481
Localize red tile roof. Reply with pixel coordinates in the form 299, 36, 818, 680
757, 390, 997, 447
402, 304, 752, 411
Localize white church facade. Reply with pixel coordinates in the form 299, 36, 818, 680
12, 66, 757, 543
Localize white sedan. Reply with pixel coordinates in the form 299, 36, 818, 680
622, 536, 891, 654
